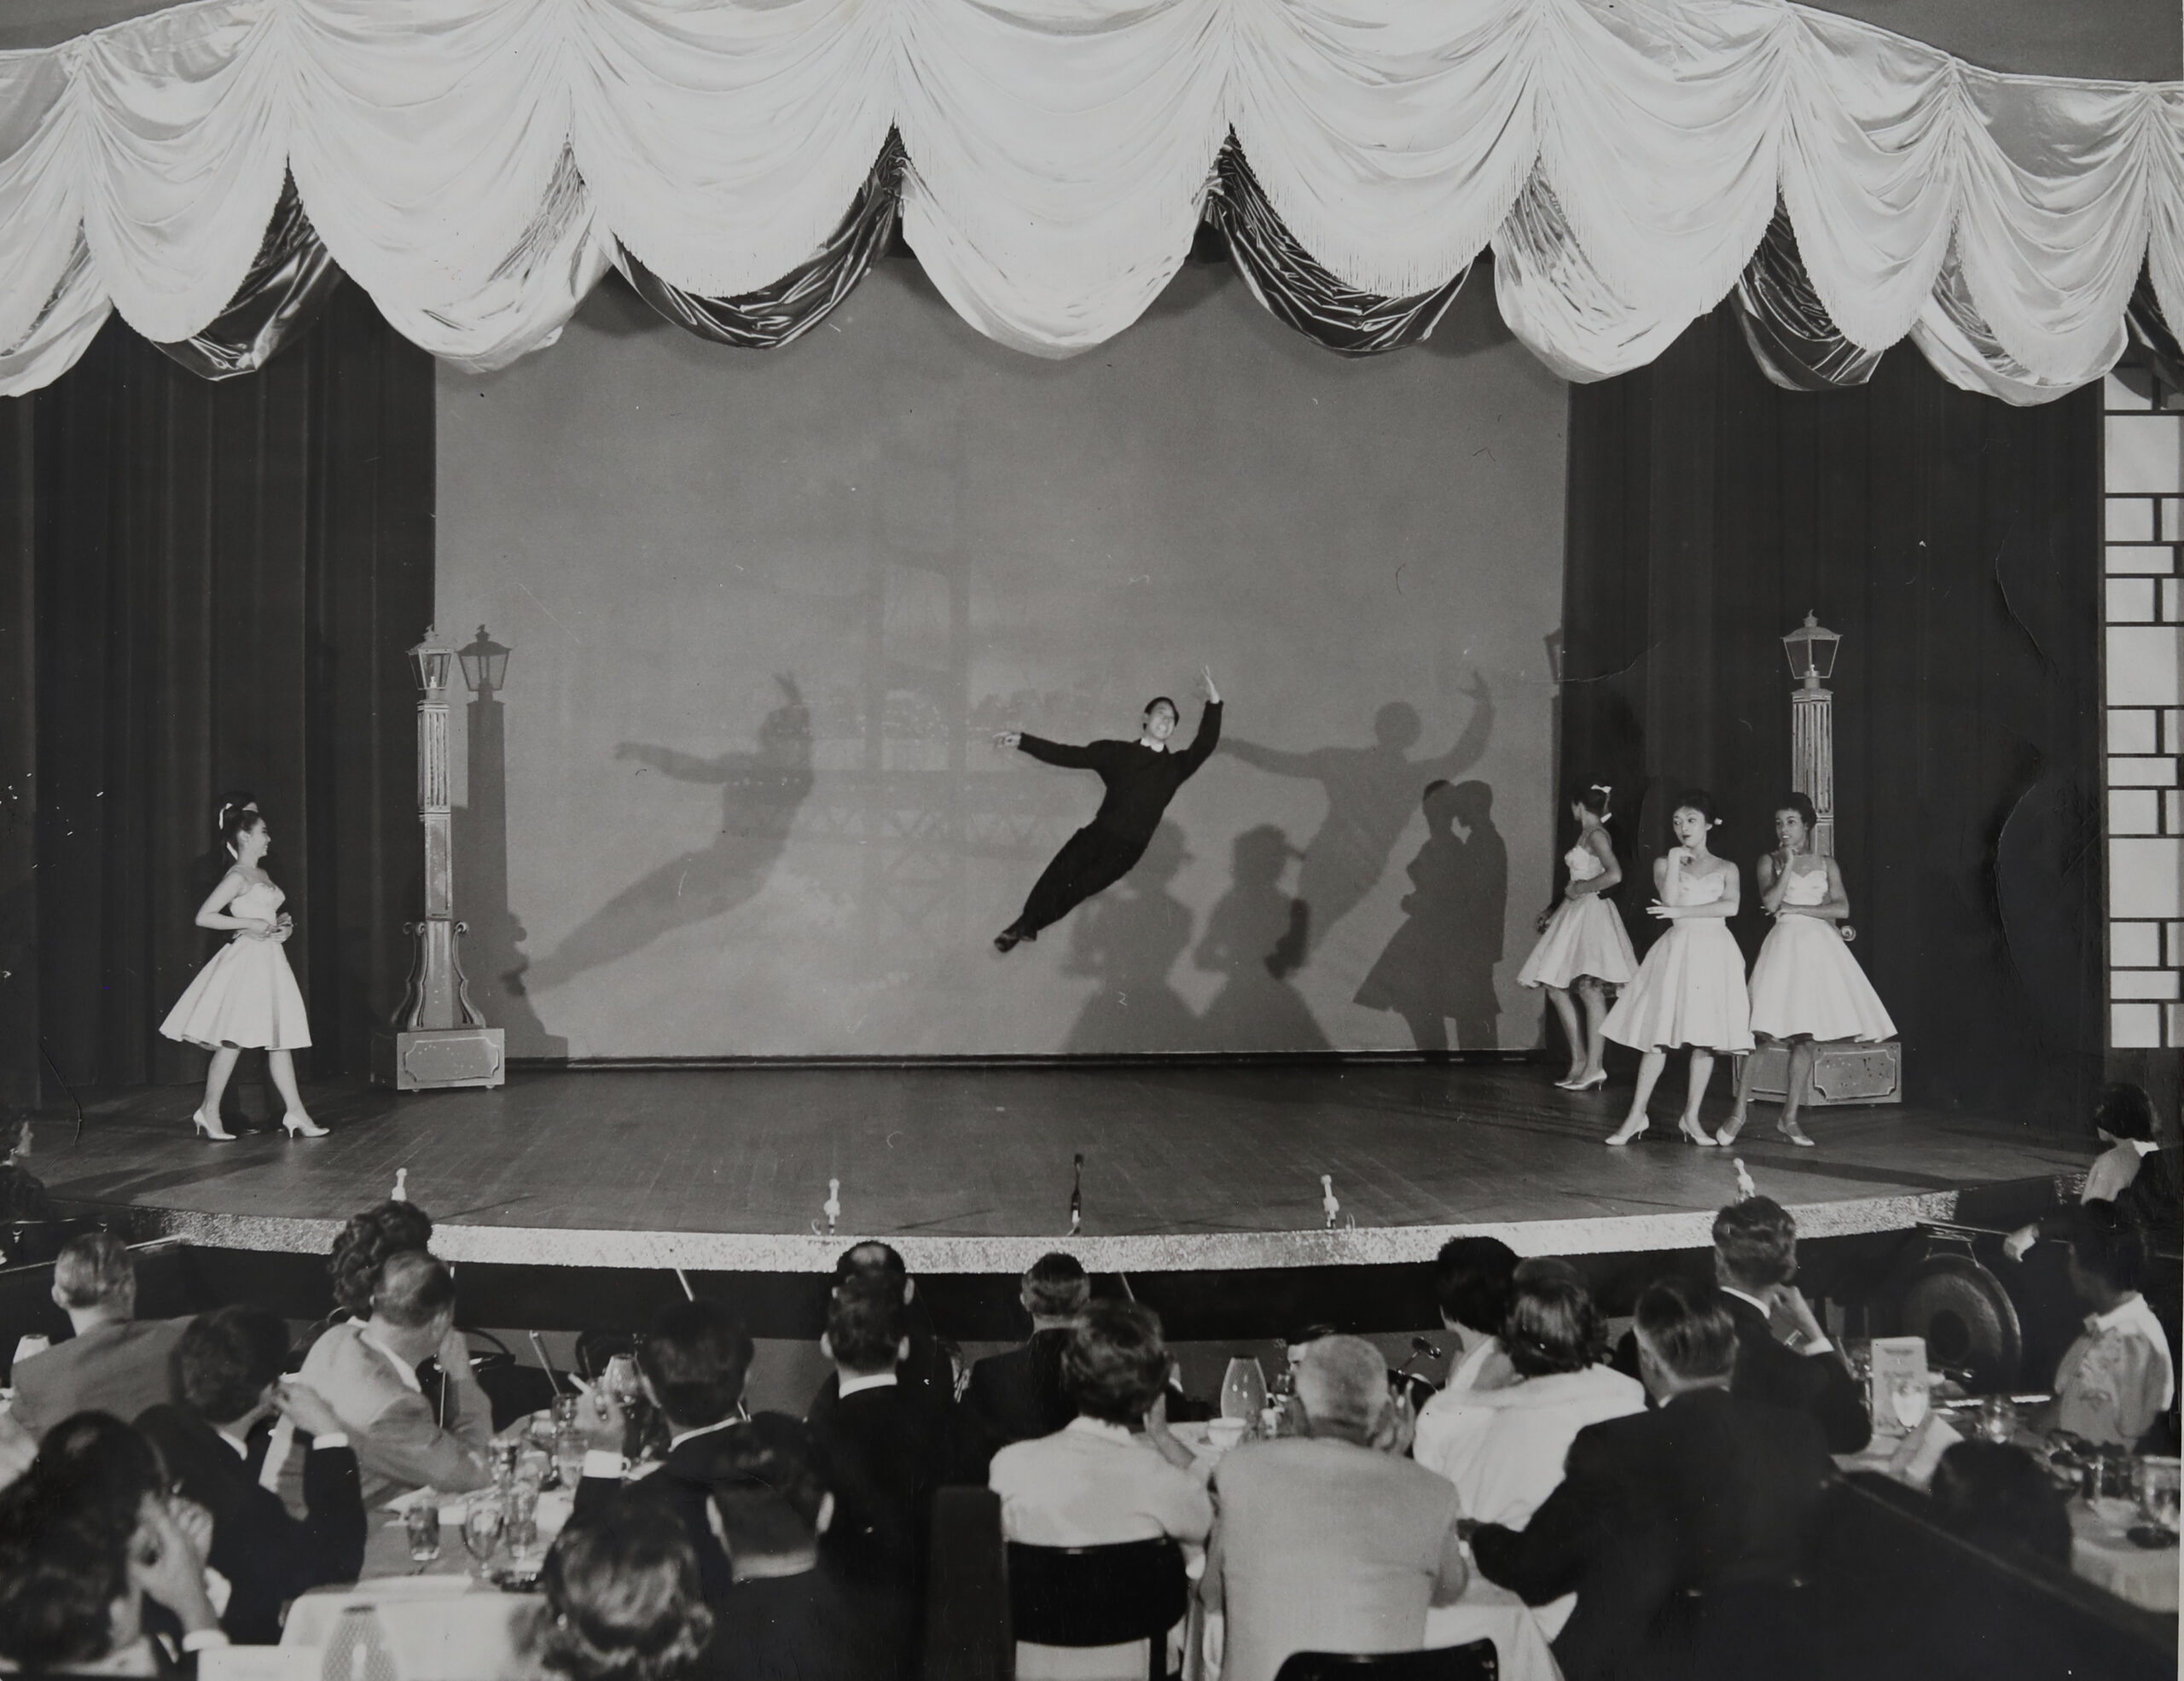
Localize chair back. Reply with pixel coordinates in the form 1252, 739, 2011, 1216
1007, 1537, 1188, 1649
923, 1486, 1010, 1681
1273, 1641, 1499, 1681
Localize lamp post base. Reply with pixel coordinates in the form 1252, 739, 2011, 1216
372, 1026, 506, 1092
1735, 1041, 1902, 1108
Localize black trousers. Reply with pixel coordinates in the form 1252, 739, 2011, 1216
1010, 825, 1149, 938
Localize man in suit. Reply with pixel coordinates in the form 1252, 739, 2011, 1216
805, 1271, 969, 1672
1471, 1277, 1837, 1681
806, 1242, 955, 1416
571, 1297, 753, 1606
296, 1250, 493, 1499
1205, 1335, 1470, 1681
136, 1306, 367, 1643
962, 1251, 1087, 1463
10, 1233, 189, 1441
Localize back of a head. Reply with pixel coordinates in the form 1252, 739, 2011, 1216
0, 1482, 128, 1672
636, 1299, 753, 1430
30, 1414, 169, 1550
826, 1273, 904, 1377
370, 1250, 457, 1332
177, 1306, 291, 1426
834, 1242, 907, 1293
1295, 1335, 1388, 1445
330, 1200, 436, 1319
1502, 1273, 1603, 1379
1024, 1252, 1090, 1319
53, 1232, 134, 1313
1711, 1196, 1798, 1292
538, 1504, 713, 1681
1931, 1441, 2071, 1567
2092, 1082, 2158, 1144
709, 1412, 828, 1559
1632, 1278, 1739, 1383
1061, 1300, 1169, 1428
1433, 1236, 1518, 1335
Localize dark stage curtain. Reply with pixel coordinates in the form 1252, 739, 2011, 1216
2, 282, 433, 1099
1207, 137, 1470, 356
622, 133, 905, 349
1560, 305, 2103, 1118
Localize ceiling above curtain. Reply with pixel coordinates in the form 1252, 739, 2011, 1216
1, 0, 2177, 402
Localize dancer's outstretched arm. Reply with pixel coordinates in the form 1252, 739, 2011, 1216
1175, 667, 1225, 773
993, 729, 1099, 769
615, 742, 735, 782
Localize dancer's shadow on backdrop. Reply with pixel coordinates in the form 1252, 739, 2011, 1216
515, 675, 814, 994
1195, 825, 1327, 1052
1061, 823, 1201, 1055
1222, 678, 1493, 964
1353, 780, 1506, 1056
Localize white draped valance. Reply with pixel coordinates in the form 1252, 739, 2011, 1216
1, 0, 2178, 398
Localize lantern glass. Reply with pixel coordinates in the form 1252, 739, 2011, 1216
458, 625, 510, 694
407, 627, 455, 695
1782, 612, 1840, 684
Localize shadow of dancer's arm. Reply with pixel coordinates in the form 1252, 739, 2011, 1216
1420, 675, 1496, 780
614, 742, 735, 782
1221, 738, 1325, 779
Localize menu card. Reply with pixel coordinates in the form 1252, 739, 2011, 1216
1869, 1335, 1928, 1437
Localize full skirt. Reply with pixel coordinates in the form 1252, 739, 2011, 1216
1516, 895, 1637, 991
1601, 919, 1752, 1052
1746, 914, 1896, 1043
160, 937, 311, 1050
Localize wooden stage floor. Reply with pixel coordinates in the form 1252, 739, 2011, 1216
31, 1064, 2088, 1276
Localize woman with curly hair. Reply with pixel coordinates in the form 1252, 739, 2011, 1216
531, 1505, 714, 1681
328, 1200, 435, 1322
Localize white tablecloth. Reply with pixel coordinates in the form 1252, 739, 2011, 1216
281, 1579, 545, 1680
1425, 1579, 1563, 1681
2069, 1499, 2181, 1614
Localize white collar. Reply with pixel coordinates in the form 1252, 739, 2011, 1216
1721, 1286, 1771, 1317
837, 1370, 898, 1399
1064, 1416, 1136, 1445
669, 1417, 740, 1451
358, 1322, 422, 1393
2130, 1138, 2160, 1157
2090, 1293, 2165, 1338
1135, 738, 1166, 753
216, 1426, 251, 1460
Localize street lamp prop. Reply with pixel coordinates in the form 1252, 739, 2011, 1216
1781, 612, 1840, 858
372, 625, 506, 1091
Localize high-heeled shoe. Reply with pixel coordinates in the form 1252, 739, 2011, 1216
1605, 1117, 1649, 1146
1713, 1115, 1746, 1147
1776, 1119, 1816, 1149
1558, 1069, 1607, 1092
281, 1114, 330, 1139
191, 1111, 238, 1143
1678, 1120, 1718, 1147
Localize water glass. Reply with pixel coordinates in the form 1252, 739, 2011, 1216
403, 1504, 441, 1565
2135, 1456, 2181, 1534
551, 1393, 583, 1433
1219, 1358, 1268, 1432
503, 1480, 540, 1554
555, 1428, 588, 1490
602, 1353, 642, 1410
1976, 1395, 2016, 1445
462, 1503, 505, 1573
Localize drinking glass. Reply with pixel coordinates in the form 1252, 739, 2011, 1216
555, 1428, 588, 1490
1976, 1395, 2016, 1445
2135, 1456, 2181, 1535
503, 1480, 540, 1555
1220, 1358, 1268, 1431
603, 1353, 642, 1410
1890, 1375, 1929, 1434
462, 1504, 504, 1574
403, 1504, 441, 1565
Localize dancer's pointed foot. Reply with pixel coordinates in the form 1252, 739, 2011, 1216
1714, 1112, 1747, 1147
1777, 1117, 1816, 1148
1679, 1119, 1718, 1147
1605, 1116, 1649, 1146
993, 927, 1022, 954
191, 1110, 238, 1143
281, 1112, 329, 1139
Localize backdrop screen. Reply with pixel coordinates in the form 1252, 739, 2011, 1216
436, 263, 1567, 1059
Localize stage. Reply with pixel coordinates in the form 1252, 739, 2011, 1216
29, 1063, 2086, 1277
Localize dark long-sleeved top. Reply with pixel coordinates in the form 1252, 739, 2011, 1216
1016, 701, 1222, 844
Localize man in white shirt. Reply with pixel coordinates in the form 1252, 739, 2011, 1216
2046, 1200, 2175, 1447
990, 1301, 1212, 1680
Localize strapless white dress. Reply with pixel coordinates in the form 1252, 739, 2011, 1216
1746, 865, 1896, 1043
1601, 867, 1752, 1052
1516, 844, 1637, 990
159, 879, 312, 1050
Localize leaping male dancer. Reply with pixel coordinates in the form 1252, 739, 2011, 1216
990, 668, 1223, 953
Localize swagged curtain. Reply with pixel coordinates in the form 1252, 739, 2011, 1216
0, 0, 2179, 402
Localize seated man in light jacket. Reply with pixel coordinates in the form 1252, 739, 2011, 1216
297, 1250, 492, 1499
11, 1233, 189, 1442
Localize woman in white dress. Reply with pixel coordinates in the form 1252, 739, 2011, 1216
160, 807, 327, 1141
1716, 793, 1894, 1149
1516, 783, 1637, 1090
1601, 790, 1751, 1147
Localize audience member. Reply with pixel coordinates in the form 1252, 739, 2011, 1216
963, 1252, 1089, 1458
574, 1298, 755, 1604
327, 1199, 436, 1322
0, 1415, 229, 1673
990, 1301, 1211, 1681
9, 1234, 188, 1441
297, 1250, 492, 1498
1472, 1277, 1835, 1681
1928, 1440, 2072, 1568
1412, 1268, 1644, 1638
805, 1271, 968, 1668
2042, 1199, 2174, 1447
704, 1412, 889, 1681
808, 1242, 955, 1411
1427, 1236, 1519, 1395
135, 1306, 366, 1643
533, 1504, 714, 1681
1205, 1335, 1468, 1681
2005, 1083, 2181, 1259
